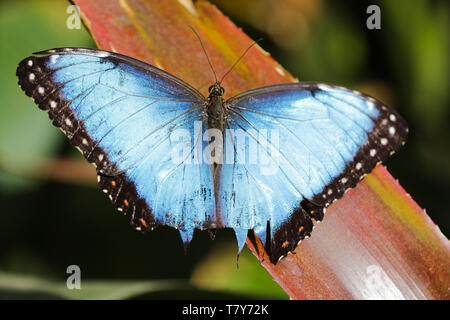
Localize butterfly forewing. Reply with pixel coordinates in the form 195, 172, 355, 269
224, 83, 407, 262
17, 48, 217, 244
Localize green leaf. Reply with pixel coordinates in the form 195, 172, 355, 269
0, 271, 204, 300
0, 0, 93, 192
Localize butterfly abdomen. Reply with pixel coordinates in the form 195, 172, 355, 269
206, 96, 224, 129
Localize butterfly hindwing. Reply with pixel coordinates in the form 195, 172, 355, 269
224, 83, 408, 263
17, 48, 217, 244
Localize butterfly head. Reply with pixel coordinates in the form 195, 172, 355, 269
208, 82, 225, 97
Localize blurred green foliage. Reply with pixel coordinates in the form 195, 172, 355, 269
0, 0, 448, 299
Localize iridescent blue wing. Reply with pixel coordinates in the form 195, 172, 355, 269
222, 83, 408, 263
16, 48, 215, 246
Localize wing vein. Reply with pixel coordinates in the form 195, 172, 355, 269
228, 109, 308, 198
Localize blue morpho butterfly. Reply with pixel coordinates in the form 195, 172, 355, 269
16, 41, 407, 264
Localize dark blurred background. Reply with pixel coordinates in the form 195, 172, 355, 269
0, 0, 448, 299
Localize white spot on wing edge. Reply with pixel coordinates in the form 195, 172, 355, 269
366, 100, 375, 111
177, 0, 198, 16
27, 60, 33, 67
317, 84, 330, 91
50, 55, 60, 64
97, 51, 110, 58
389, 126, 396, 135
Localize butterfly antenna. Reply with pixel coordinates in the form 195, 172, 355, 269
219, 39, 262, 83
189, 26, 218, 83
